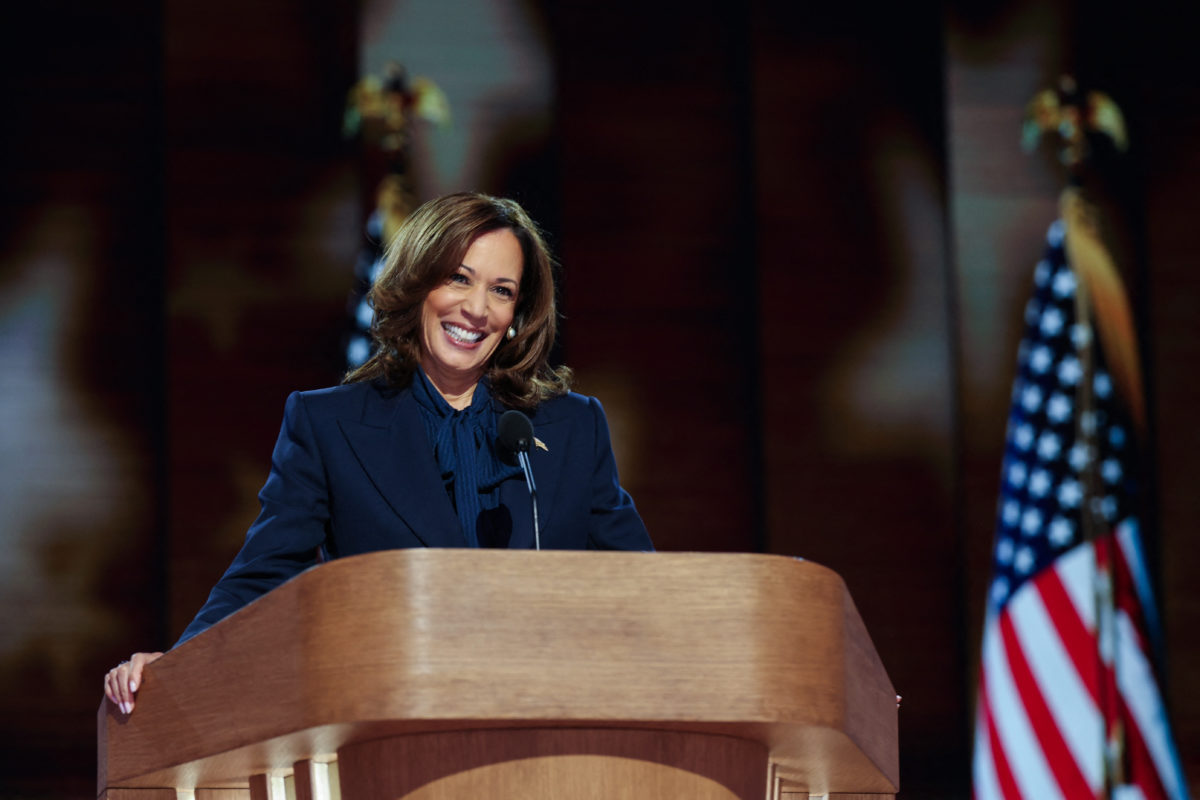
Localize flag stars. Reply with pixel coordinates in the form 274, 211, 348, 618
1048, 516, 1074, 547
1002, 500, 1021, 528
1057, 356, 1082, 386
997, 537, 1014, 564
991, 576, 1010, 605
1028, 469, 1052, 499
1014, 546, 1035, 574
1109, 426, 1126, 449
1069, 443, 1092, 471
1040, 307, 1065, 337
1037, 431, 1062, 461
1013, 424, 1035, 451
1022, 385, 1044, 413
1059, 479, 1082, 508
1007, 461, 1028, 489
355, 297, 373, 328
1052, 269, 1077, 298
1048, 220, 1065, 246
975, 227, 1173, 787
1029, 345, 1053, 374
1021, 507, 1043, 536
1047, 393, 1072, 424
1034, 259, 1052, 286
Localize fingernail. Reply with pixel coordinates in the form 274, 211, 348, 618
121, 702, 131, 715
129, 680, 138, 692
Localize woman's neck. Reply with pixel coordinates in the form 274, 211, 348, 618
421, 365, 480, 410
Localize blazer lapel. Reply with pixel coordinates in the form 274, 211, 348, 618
338, 385, 467, 548
503, 414, 568, 549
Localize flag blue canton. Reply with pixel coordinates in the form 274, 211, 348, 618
988, 220, 1138, 614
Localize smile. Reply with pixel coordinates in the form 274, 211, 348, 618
442, 323, 485, 344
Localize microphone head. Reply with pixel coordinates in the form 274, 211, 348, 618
498, 409, 534, 454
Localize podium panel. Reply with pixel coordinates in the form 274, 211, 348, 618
98, 551, 898, 799
339, 729, 767, 799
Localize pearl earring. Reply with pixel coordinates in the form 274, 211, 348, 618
507, 326, 517, 340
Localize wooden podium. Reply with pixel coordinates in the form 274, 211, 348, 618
98, 551, 898, 800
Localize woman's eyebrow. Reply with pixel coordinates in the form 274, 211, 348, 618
459, 263, 517, 286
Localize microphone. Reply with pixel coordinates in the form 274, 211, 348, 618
498, 410, 540, 550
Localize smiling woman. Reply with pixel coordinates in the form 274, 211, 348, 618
352, 193, 569, 410
418, 229, 523, 407
104, 192, 654, 716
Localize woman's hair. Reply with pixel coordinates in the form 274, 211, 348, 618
344, 192, 571, 409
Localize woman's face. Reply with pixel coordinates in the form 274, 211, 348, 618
419, 228, 523, 392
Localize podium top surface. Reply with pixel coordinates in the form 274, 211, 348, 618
99, 550, 897, 794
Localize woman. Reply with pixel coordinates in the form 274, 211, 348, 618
104, 192, 652, 714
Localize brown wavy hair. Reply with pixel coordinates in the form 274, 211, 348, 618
344, 192, 572, 409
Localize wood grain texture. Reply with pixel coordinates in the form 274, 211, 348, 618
292, 759, 338, 800
292, 761, 315, 800
338, 729, 765, 799
100, 790, 177, 800
98, 551, 897, 796
247, 774, 269, 800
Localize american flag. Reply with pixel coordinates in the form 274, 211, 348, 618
972, 220, 1190, 799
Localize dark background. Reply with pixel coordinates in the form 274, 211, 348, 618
1, 1, 1196, 797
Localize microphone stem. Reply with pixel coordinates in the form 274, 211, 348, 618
518, 450, 539, 550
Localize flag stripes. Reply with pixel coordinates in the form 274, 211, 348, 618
981, 621, 1066, 798
973, 220, 1188, 799
999, 609, 1097, 797
976, 681, 1025, 800
1009, 585, 1103, 789
976, 532, 1187, 799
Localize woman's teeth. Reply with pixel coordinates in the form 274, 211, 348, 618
444, 323, 484, 343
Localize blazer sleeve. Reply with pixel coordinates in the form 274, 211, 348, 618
174, 391, 329, 646
584, 396, 654, 551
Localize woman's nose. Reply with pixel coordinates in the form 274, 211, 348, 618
462, 285, 488, 319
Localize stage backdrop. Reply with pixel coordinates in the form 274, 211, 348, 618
0, 1, 1197, 797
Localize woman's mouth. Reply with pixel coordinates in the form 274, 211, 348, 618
443, 322, 485, 345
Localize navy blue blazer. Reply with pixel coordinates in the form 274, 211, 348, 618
176, 380, 652, 645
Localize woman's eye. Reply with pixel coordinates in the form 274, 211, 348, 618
449, 272, 470, 285
492, 285, 515, 299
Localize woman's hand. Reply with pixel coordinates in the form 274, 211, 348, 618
104, 651, 164, 715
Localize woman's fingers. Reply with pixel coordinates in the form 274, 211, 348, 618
128, 651, 163, 694
104, 652, 164, 715
104, 661, 132, 712
103, 664, 123, 707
